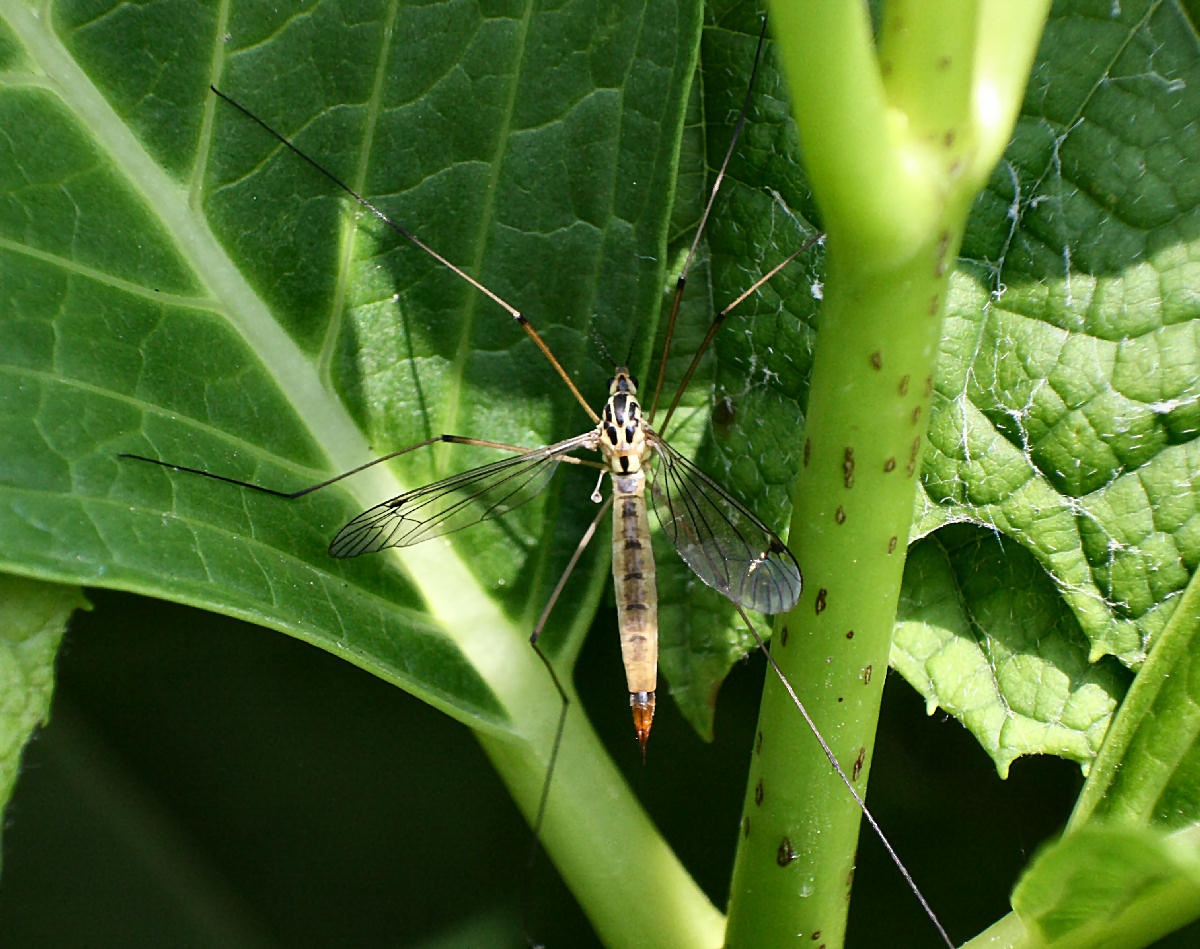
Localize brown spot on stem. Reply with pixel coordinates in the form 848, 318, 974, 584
843, 447, 855, 488
815, 589, 827, 614
944, 129, 955, 147
780, 625, 789, 647
743, 816, 751, 837
846, 629, 854, 639
756, 731, 763, 755
930, 293, 941, 315
912, 405, 922, 425
888, 535, 898, 554
883, 457, 896, 473
936, 234, 951, 276
898, 374, 910, 396
755, 779, 764, 806
803, 437, 811, 467
907, 436, 921, 476
863, 664, 873, 685
924, 376, 933, 397
870, 350, 882, 370
853, 746, 866, 781
834, 505, 846, 524
777, 837, 797, 866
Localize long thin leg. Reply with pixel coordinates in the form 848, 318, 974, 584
647, 19, 770, 424
210, 87, 599, 425
118, 434, 596, 500
657, 231, 823, 434
522, 492, 613, 948
733, 603, 954, 949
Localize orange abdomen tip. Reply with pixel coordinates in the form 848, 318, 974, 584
630, 691, 656, 761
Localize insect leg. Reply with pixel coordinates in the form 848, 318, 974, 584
733, 603, 954, 949
118, 434, 571, 500
211, 86, 599, 424
522, 492, 613, 946
657, 233, 822, 435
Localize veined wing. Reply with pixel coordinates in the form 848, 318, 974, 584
329, 433, 595, 558
646, 430, 801, 614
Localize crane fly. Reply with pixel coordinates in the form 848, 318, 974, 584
122, 28, 807, 756
118, 21, 952, 947
322, 365, 802, 749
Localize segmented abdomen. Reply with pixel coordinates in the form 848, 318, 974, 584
611, 471, 658, 696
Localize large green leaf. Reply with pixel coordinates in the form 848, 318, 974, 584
911, 0, 1200, 774
0, 0, 720, 727
0, 1, 740, 942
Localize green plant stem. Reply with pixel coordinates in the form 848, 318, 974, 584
726, 2, 1050, 946
416, 547, 723, 947
481, 712, 725, 949
725, 233, 952, 949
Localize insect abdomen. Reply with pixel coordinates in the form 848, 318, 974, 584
611, 470, 658, 750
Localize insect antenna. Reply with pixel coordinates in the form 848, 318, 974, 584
590, 326, 620, 371
209, 86, 599, 424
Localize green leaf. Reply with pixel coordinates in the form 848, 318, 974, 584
894, 524, 1129, 777
1, 1, 733, 943
1074, 559, 1200, 831
906, 0, 1200, 772
1011, 825, 1200, 949
0, 0, 706, 725
667, 0, 1200, 757
675, 0, 1200, 771
0, 575, 85, 853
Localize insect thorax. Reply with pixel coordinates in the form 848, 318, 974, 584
600, 368, 647, 475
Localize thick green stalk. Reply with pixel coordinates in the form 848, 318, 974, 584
725, 220, 955, 949
481, 710, 725, 949
726, 2, 1049, 946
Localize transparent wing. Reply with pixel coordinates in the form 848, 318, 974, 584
646, 430, 801, 614
329, 433, 595, 558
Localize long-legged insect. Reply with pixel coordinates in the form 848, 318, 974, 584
124, 32, 806, 759
119, 24, 951, 947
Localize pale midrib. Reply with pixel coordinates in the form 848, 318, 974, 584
4, 3, 545, 726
